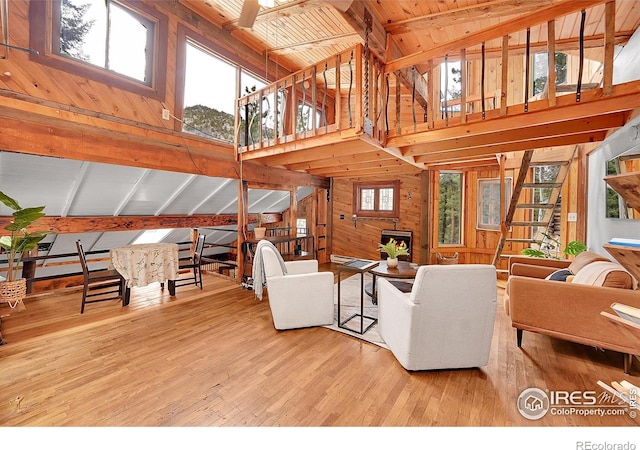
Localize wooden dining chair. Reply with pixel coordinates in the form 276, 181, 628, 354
76, 240, 126, 314
173, 234, 206, 290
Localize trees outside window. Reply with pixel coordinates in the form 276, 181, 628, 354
532, 52, 568, 96
438, 173, 462, 245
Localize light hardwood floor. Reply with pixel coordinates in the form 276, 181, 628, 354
0, 266, 638, 427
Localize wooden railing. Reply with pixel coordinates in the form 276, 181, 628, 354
235, 1, 617, 153
236, 45, 378, 154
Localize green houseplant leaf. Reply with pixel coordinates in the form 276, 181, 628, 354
0, 191, 51, 283
378, 238, 410, 259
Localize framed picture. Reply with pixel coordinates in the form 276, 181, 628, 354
477, 178, 512, 231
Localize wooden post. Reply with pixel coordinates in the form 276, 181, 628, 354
603, 0, 615, 96
427, 60, 434, 129
547, 20, 557, 106
500, 35, 509, 116
237, 180, 249, 284
460, 49, 467, 123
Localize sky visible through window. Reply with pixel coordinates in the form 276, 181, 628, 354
70, 0, 147, 81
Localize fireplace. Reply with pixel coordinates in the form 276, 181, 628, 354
380, 230, 413, 262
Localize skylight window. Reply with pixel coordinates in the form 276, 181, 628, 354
133, 229, 173, 245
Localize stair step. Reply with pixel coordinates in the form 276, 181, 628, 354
511, 221, 549, 227
522, 182, 563, 189
496, 269, 509, 274
516, 203, 555, 209
505, 238, 542, 243
529, 161, 570, 167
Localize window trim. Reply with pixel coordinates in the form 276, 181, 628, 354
352, 180, 400, 218
29, 0, 167, 100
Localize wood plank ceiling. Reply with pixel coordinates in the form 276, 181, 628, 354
180, 0, 640, 177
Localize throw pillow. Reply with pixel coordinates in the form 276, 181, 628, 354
545, 268, 573, 282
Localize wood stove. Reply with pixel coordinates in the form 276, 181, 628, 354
380, 230, 413, 262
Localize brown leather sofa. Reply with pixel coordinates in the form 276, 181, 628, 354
504, 251, 640, 373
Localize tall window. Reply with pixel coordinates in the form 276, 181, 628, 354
353, 181, 400, 218
182, 41, 238, 141
55, 0, 154, 83
532, 52, 568, 96
438, 172, 463, 245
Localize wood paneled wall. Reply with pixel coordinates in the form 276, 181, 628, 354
331, 173, 423, 262
0, 0, 286, 131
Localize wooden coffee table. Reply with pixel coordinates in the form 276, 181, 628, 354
367, 260, 418, 304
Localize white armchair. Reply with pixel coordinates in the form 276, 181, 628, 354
259, 243, 334, 330
378, 264, 497, 371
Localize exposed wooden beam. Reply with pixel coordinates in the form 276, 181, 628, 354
413, 131, 607, 164
385, 0, 556, 35
286, 150, 395, 171
404, 112, 627, 156
385, 0, 605, 73
0, 98, 329, 189
337, 1, 386, 60
0, 215, 239, 234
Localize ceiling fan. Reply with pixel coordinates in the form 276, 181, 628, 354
238, 0, 274, 29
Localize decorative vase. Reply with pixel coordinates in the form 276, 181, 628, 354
387, 257, 399, 268
254, 227, 267, 239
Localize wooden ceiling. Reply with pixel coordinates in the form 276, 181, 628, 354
181, 0, 640, 75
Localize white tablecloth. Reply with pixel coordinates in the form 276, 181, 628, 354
110, 243, 179, 288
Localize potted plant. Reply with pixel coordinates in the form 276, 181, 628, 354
522, 232, 587, 259
0, 191, 50, 312
254, 213, 267, 240
378, 238, 409, 268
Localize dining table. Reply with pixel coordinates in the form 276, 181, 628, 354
110, 242, 180, 305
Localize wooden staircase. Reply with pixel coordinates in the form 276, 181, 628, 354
492, 146, 578, 269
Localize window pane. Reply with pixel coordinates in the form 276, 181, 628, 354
183, 42, 237, 142
240, 72, 272, 146
108, 3, 148, 81
60, 0, 105, 63
360, 188, 375, 210
379, 188, 394, 211
477, 179, 511, 229
59, 0, 151, 83
438, 173, 462, 245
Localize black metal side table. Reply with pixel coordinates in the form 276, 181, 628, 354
337, 259, 379, 334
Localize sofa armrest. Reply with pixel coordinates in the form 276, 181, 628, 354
378, 278, 416, 363
510, 263, 560, 279
508, 256, 570, 275
508, 276, 640, 354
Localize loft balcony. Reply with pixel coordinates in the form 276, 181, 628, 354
235, 0, 640, 178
